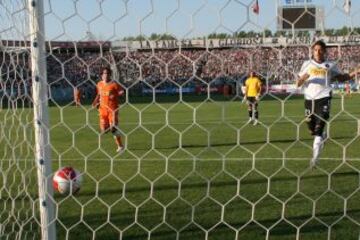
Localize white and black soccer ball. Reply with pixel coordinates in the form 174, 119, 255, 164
53, 167, 82, 194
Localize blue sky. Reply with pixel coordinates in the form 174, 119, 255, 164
1, 0, 359, 41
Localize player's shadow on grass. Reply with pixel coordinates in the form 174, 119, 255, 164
128, 135, 352, 151
129, 139, 295, 151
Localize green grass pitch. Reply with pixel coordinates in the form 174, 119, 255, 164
1, 94, 360, 239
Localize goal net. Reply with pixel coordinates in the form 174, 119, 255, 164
1, 0, 360, 239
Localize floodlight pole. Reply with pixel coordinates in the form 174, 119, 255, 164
28, 0, 56, 240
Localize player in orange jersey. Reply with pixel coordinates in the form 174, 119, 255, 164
92, 66, 125, 153
73, 86, 82, 106
344, 81, 351, 97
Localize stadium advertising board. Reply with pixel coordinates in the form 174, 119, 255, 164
114, 35, 360, 50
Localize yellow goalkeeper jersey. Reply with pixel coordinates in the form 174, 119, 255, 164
245, 77, 262, 97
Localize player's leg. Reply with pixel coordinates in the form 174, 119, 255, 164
247, 97, 254, 123
253, 101, 259, 125
247, 103, 253, 121
75, 95, 81, 106
310, 97, 330, 167
315, 97, 330, 141
109, 110, 124, 153
99, 109, 110, 134
305, 99, 318, 167
311, 117, 326, 167
304, 100, 316, 135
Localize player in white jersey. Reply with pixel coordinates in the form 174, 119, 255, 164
296, 40, 360, 168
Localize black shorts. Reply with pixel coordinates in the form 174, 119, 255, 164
304, 97, 331, 120
247, 97, 257, 104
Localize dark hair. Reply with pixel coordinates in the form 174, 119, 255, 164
311, 40, 326, 51
100, 66, 112, 75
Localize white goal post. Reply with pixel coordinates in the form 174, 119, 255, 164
28, 0, 56, 239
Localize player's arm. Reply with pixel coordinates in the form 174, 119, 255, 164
296, 61, 310, 87
118, 86, 125, 96
333, 66, 360, 82
92, 90, 100, 108
243, 83, 248, 101
296, 73, 310, 88
240, 84, 247, 103
256, 79, 262, 100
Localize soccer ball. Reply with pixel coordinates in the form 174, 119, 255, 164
53, 167, 82, 194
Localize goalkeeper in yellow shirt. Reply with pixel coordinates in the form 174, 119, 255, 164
243, 71, 262, 125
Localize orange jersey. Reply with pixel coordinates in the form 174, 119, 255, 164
96, 81, 123, 110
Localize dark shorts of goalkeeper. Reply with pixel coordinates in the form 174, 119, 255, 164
246, 97, 257, 104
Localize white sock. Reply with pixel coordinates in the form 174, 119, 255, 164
312, 136, 323, 162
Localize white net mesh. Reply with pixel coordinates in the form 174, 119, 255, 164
1, 0, 360, 239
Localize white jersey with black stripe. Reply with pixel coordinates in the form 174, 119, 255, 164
298, 59, 341, 100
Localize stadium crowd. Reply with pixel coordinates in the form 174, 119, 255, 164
1, 44, 360, 102
47, 44, 360, 85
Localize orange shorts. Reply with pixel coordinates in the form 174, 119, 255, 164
99, 108, 118, 131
